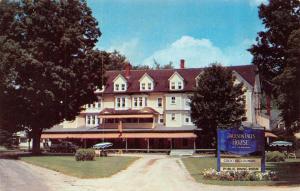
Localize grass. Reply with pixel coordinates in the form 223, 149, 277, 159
182, 157, 300, 186
21, 156, 139, 178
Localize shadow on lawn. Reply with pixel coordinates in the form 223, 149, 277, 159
0, 151, 74, 160
267, 160, 300, 186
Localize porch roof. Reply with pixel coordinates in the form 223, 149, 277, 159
41, 132, 196, 139
44, 124, 197, 133
99, 107, 159, 118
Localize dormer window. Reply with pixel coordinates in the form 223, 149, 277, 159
115, 84, 119, 91
113, 74, 127, 92
171, 82, 176, 90
168, 72, 184, 90
148, 83, 152, 90
139, 73, 154, 91
178, 82, 182, 89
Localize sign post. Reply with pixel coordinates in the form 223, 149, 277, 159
217, 127, 265, 172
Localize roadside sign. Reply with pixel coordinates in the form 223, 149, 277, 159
217, 127, 265, 172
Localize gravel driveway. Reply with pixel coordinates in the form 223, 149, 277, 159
0, 159, 49, 191
0, 155, 299, 191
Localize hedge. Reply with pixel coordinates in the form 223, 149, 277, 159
266, 151, 285, 162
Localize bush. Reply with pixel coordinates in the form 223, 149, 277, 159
201, 168, 278, 181
266, 151, 285, 162
75, 149, 95, 161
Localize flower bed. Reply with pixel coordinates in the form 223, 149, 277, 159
202, 168, 279, 181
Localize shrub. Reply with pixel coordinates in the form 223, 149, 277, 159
201, 168, 278, 181
75, 149, 95, 161
266, 151, 285, 162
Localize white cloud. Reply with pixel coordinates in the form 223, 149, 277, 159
107, 38, 143, 64
142, 35, 253, 68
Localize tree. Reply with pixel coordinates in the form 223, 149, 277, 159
273, 29, 300, 134
133, 60, 174, 70
248, 0, 300, 83
101, 50, 130, 71
248, 0, 300, 132
0, 0, 104, 153
190, 64, 245, 150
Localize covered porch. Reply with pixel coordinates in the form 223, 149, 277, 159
41, 128, 197, 152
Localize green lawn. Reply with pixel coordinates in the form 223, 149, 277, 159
21, 156, 139, 178
182, 157, 300, 186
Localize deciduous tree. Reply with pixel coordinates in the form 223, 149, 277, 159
248, 0, 300, 132
0, 0, 104, 153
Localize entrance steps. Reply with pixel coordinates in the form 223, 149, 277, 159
169, 149, 194, 156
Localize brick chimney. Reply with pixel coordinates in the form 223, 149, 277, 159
125, 63, 131, 78
180, 59, 185, 69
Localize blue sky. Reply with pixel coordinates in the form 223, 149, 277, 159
87, 0, 267, 68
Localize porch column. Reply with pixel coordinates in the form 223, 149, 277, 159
170, 138, 172, 149
125, 138, 128, 152
193, 138, 196, 151
152, 116, 155, 128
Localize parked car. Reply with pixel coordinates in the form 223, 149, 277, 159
49, 141, 79, 153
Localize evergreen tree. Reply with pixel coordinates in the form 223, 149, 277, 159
190, 64, 245, 149
0, 0, 104, 153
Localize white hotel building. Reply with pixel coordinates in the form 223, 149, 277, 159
42, 60, 265, 150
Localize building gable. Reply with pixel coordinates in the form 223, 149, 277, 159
168, 72, 184, 90
139, 73, 154, 91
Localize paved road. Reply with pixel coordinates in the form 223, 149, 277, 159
0, 156, 300, 191
0, 159, 49, 191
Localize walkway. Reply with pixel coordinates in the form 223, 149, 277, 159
0, 155, 299, 191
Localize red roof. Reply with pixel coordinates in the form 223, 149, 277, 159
102, 65, 257, 94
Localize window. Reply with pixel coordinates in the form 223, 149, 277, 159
92, 103, 96, 108
171, 97, 176, 104
121, 84, 125, 91
185, 99, 190, 107
133, 97, 148, 108
178, 82, 182, 89
141, 83, 146, 90
133, 97, 138, 107
171, 82, 175, 90
20, 137, 27, 143
92, 116, 95, 124
97, 117, 101, 125
122, 97, 126, 107
171, 113, 175, 121
117, 98, 121, 108
159, 114, 164, 123
139, 97, 143, 107
115, 84, 119, 91
185, 117, 190, 123
148, 83, 152, 90
157, 98, 162, 107
97, 101, 101, 108
87, 116, 91, 124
